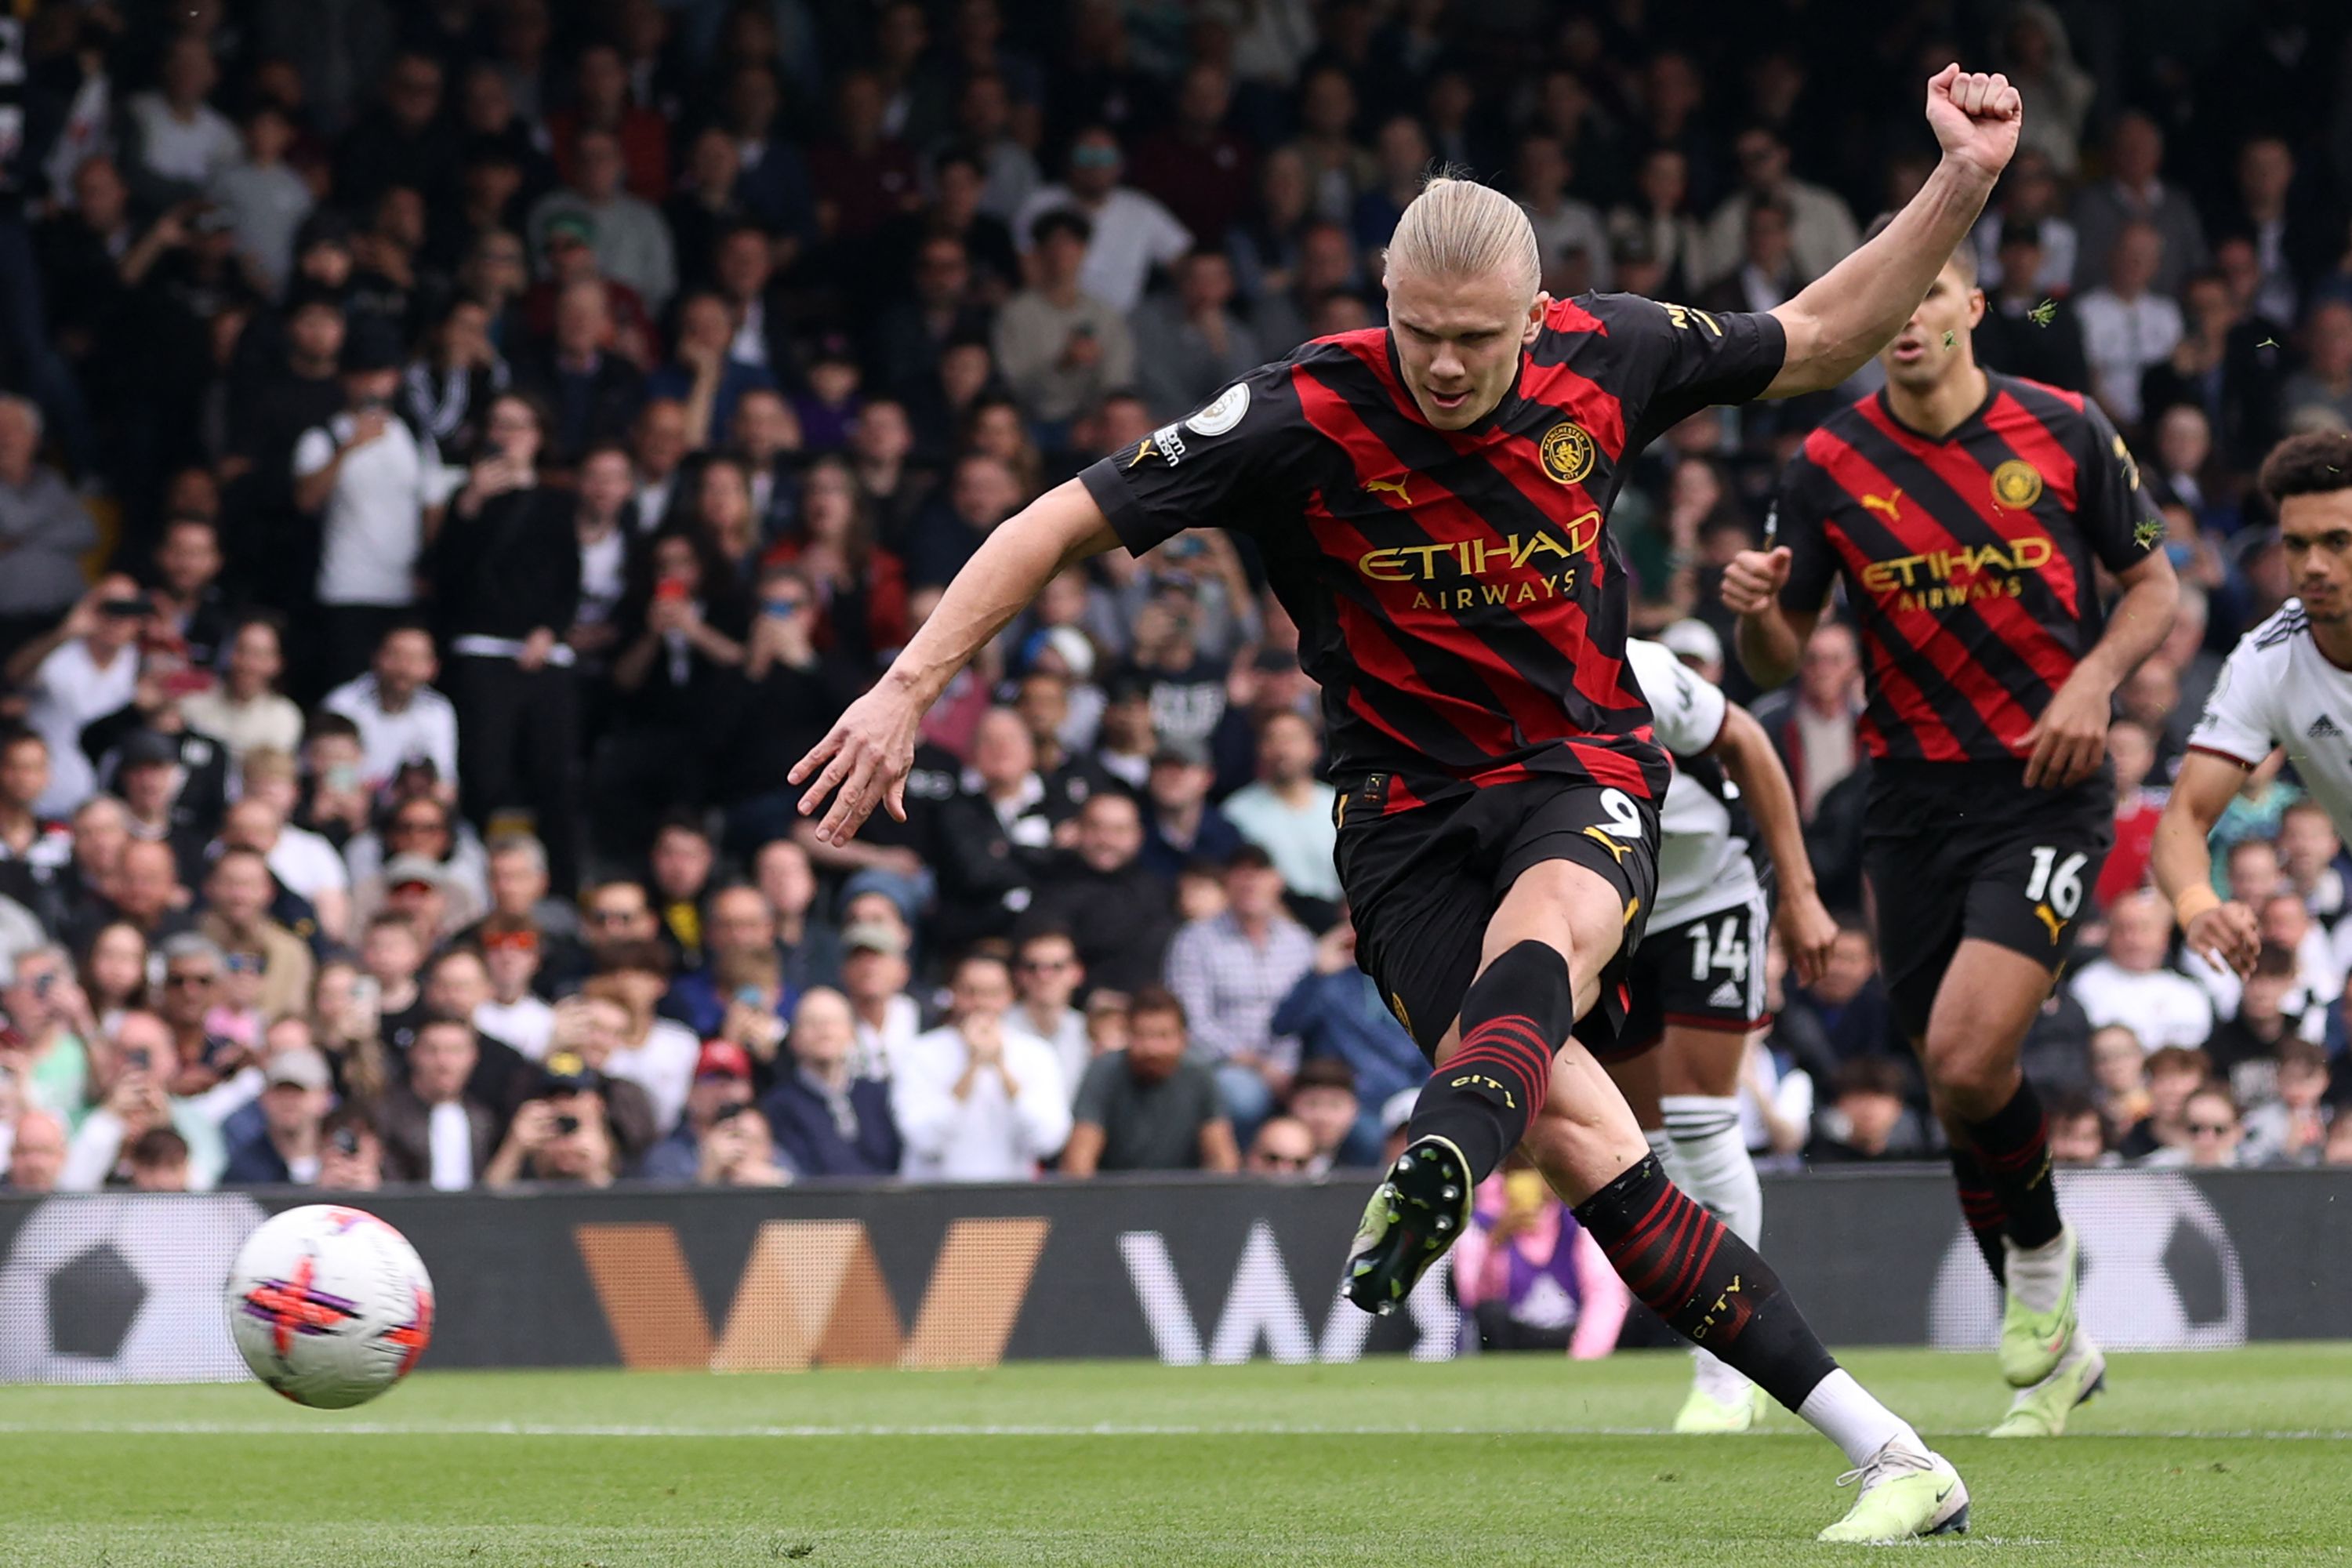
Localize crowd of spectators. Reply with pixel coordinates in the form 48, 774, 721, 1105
1, 1, 2351, 1195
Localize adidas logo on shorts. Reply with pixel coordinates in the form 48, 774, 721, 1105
1706, 980, 1744, 1009
2310, 713, 2344, 740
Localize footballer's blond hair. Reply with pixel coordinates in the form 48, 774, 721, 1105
1382, 172, 1541, 306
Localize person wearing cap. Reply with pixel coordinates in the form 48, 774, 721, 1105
6, 574, 147, 817
838, 916, 920, 1080
1660, 619, 1726, 687
1138, 735, 1243, 882
372, 851, 466, 946
484, 1043, 623, 1189
762, 987, 902, 1177
892, 953, 1069, 1181
527, 126, 676, 310
377, 1014, 501, 1190
295, 325, 448, 691
220, 1045, 334, 1185
640, 1038, 763, 1181
1163, 843, 1316, 1145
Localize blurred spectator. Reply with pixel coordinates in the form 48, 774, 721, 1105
1975, 220, 2090, 392
752, 839, 842, 999
1697, 125, 1856, 292
1286, 1056, 1372, 1172
123, 37, 240, 213
1701, 199, 1805, 314
2078, 222, 2184, 429
1128, 63, 1255, 250
1030, 790, 1178, 995
1270, 915, 1426, 1123
1750, 619, 1861, 824
476, 918, 554, 1059
126, 1126, 192, 1192
2, 1108, 66, 1192
550, 44, 669, 203
2070, 890, 2216, 1051
870, 230, 994, 404
2118, 1044, 2212, 1160
1014, 127, 1191, 315
2069, 112, 2205, 299
529, 129, 677, 312
220, 1047, 332, 1185
316, 1104, 383, 1191
59, 1010, 228, 1191
2095, 720, 2164, 912
295, 326, 447, 688
1516, 132, 1610, 296
3, 942, 95, 1120
806, 71, 920, 247
483, 1052, 620, 1189
1245, 1115, 1316, 1174
1165, 843, 1313, 1142
520, 282, 647, 469
1139, 739, 1243, 880
583, 940, 699, 1134
2046, 1087, 2110, 1166
694, 1102, 792, 1186
641, 1039, 758, 1181
2280, 801, 2345, 926
1780, 920, 1896, 1069
928, 707, 1055, 956
2282, 301, 2352, 431
1062, 985, 1237, 1175
11, 579, 145, 815
0, 398, 96, 655
1969, 149, 2078, 293
761, 986, 902, 1178
178, 617, 303, 768
841, 919, 920, 1079
2143, 272, 2286, 477
1221, 710, 1339, 908
195, 848, 312, 1022
1610, 148, 1707, 301
148, 516, 234, 673
2207, 944, 2316, 1107
1453, 1169, 1628, 1356
376, 1014, 499, 1189
648, 291, 776, 452
892, 952, 1069, 1181
601, 529, 750, 840
1133, 249, 1261, 424
993, 209, 1134, 433
2242, 1037, 2331, 1167
1009, 924, 1091, 1095
0, 735, 71, 931
2148, 1083, 2245, 1170
661, 884, 791, 1055
1805, 1058, 1926, 1163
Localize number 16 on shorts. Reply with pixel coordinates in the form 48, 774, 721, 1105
2023, 845, 2086, 945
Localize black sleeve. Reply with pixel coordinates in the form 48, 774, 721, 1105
1076, 358, 1309, 557
2073, 397, 2164, 575
1585, 293, 1789, 450
1768, 449, 1842, 615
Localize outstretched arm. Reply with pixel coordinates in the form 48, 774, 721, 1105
791, 479, 1119, 842
1765, 66, 2020, 397
2154, 750, 2263, 978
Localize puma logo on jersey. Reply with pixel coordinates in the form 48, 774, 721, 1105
1363, 475, 1412, 505
1581, 825, 1631, 865
2034, 903, 2068, 944
1860, 489, 1904, 522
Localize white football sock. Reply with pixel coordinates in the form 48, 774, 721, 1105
2004, 1227, 2074, 1313
1643, 1126, 1686, 1184
1664, 1096, 1763, 1394
1797, 1368, 1927, 1468
1663, 1095, 1762, 1245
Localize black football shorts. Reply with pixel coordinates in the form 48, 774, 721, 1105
1334, 772, 1660, 1065
1861, 759, 2116, 1040
1621, 887, 1772, 1053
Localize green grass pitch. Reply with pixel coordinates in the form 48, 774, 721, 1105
2, 1345, 2347, 1566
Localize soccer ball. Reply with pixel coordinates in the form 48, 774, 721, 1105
225, 1205, 435, 1408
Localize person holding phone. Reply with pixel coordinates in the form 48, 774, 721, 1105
432, 392, 585, 893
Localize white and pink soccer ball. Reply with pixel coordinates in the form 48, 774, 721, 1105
224, 1205, 434, 1408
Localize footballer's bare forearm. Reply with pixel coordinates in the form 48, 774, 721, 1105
1714, 703, 1817, 902
2151, 751, 2243, 907
2071, 554, 2178, 695
1734, 603, 1809, 690
1764, 157, 1998, 397
882, 480, 1120, 708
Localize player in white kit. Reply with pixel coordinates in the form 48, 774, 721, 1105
2158, 432, 2352, 976
1615, 637, 1840, 1430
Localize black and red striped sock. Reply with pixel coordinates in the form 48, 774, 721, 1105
1950, 1148, 2009, 1284
1574, 1156, 1838, 1412
1966, 1080, 2062, 1250
1401, 940, 1573, 1181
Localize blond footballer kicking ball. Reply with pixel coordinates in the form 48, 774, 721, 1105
226, 1205, 434, 1408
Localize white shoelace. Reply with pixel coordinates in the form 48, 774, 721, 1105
1836, 1439, 1937, 1491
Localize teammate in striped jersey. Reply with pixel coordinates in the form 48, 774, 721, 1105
799, 67, 2028, 1541
1724, 229, 2178, 1438
1617, 637, 1839, 1433
2158, 433, 2352, 979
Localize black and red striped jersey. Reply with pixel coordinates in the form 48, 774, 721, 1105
1079, 295, 1787, 805
1771, 372, 2162, 763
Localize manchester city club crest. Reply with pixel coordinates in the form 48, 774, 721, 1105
1990, 459, 2044, 509
1540, 421, 1595, 484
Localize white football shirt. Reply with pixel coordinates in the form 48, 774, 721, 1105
1625, 638, 1762, 929
2186, 602, 2352, 839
